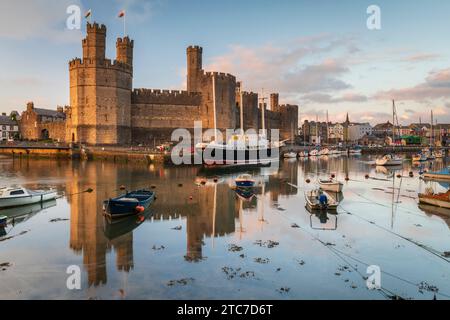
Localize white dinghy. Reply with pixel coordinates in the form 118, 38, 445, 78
0, 187, 57, 209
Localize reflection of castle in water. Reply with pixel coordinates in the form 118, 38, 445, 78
5, 158, 298, 287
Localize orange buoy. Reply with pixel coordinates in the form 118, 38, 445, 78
331, 174, 336, 178
365, 174, 370, 179
305, 179, 311, 184
135, 206, 145, 213
120, 185, 126, 190
396, 174, 402, 178
213, 178, 218, 183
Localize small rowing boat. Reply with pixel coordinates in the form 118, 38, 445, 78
0, 187, 57, 209
375, 154, 403, 166
283, 152, 297, 159
235, 174, 255, 188
104, 189, 155, 218
319, 178, 344, 193
305, 189, 339, 211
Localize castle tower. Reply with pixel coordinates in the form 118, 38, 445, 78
68, 22, 133, 145
82, 23, 106, 62
270, 93, 279, 112
116, 37, 134, 67
187, 46, 203, 93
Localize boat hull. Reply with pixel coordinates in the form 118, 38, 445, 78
0, 191, 57, 209
105, 190, 155, 218
419, 195, 450, 209
319, 182, 343, 193
203, 146, 280, 167
235, 181, 255, 188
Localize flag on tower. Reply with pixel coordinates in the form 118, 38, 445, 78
118, 10, 125, 18
84, 9, 92, 18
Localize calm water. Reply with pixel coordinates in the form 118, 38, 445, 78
1, 155, 450, 300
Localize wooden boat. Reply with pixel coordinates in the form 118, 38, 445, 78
319, 148, 329, 156
298, 151, 309, 158
305, 189, 339, 211
283, 152, 297, 159
423, 167, 450, 181
375, 154, 403, 166
235, 174, 255, 188
319, 179, 344, 193
104, 190, 155, 218
418, 189, 450, 209
0, 187, 57, 209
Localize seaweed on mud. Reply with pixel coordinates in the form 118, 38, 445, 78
222, 267, 256, 280
277, 287, 290, 294
254, 240, 279, 248
171, 226, 182, 231
50, 218, 69, 223
167, 278, 195, 287
254, 257, 270, 264
228, 244, 243, 252
152, 245, 165, 251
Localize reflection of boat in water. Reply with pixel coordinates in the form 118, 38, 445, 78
0, 187, 57, 209
418, 189, 450, 209
283, 152, 297, 159
305, 189, 339, 212
0, 199, 57, 224
103, 209, 154, 240
418, 204, 450, 220
234, 187, 255, 202
309, 211, 338, 230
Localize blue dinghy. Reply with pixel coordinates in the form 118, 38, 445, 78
103, 190, 155, 218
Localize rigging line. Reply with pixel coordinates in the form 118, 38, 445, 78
329, 245, 450, 299
346, 189, 428, 219
339, 206, 450, 263
270, 206, 401, 300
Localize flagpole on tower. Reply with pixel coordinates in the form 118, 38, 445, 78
118, 10, 126, 37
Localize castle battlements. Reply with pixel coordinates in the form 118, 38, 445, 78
69, 57, 132, 73
86, 22, 107, 34
116, 37, 134, 47
203, 71, 236, 81
132, 88, 202, 105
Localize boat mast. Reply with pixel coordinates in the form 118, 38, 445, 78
260, 89, 266, 135
326, 110, 329, 145
316, 114, 319, 145
392, 100, 395, 148
212, 75, 217, 141
239, 85, 244, 136
431, 110, 434, 149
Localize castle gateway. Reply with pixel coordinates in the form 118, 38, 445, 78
49, 22, 298, 146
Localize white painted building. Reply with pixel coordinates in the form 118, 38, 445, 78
348, 123, 373, 142
0, 113, 19, 141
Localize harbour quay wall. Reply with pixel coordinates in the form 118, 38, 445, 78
0, 145, 77, 159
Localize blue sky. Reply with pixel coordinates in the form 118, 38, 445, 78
0, 0, 449, 125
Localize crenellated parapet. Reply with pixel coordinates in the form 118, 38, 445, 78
132, 88, 202, 105
69, 57, 132, 73
203, 71, 236, 82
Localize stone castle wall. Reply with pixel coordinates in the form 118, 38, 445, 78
20, 23, 298, 146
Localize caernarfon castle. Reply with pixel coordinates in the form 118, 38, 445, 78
20, 23, 298, 146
